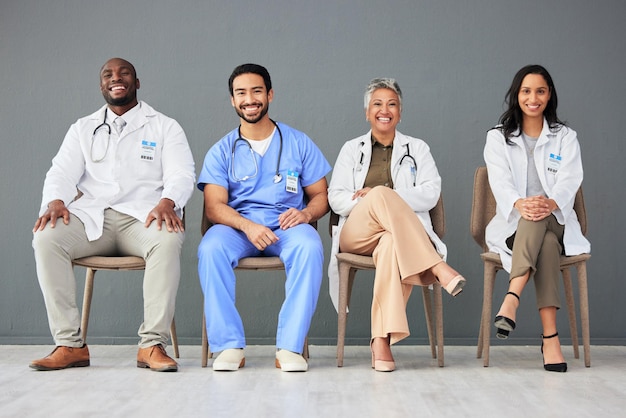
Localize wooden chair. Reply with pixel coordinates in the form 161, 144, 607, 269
470, 166, 591, 367
72, 256, 179, 358
200, 205, 310, 367
331, 196, 446, 367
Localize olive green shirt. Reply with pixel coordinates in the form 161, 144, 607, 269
363, 135, 394, 189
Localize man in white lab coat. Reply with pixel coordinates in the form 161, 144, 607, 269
30, 58, 195, 372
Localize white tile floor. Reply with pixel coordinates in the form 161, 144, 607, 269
2, 345, 625, 417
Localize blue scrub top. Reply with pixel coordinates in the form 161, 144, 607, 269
198, 122, 331, 229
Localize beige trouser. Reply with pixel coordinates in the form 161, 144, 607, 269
339, 186, 442, 345
507, 215, 564, 309
32, 209, 184, 348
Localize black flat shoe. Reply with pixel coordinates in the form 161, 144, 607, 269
494, 291, 520, 339
541, 332, 567, 373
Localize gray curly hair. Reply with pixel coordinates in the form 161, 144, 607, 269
364, 78, 402, 109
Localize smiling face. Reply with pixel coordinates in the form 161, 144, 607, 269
99, 58, 139, 112
518, 73, 551, 121
366, 88, 401, 143
230, 72, 273, 124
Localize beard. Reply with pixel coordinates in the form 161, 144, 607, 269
235, 102, 269, 124
103, 90, 136, 107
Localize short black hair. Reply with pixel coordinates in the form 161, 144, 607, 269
228, 63, 272, 96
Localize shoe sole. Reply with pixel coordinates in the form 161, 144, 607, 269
136, 361, 178, 372
445, 276, 466, 297
29, 360, 90, 371
494, 316, 516, 339
275, 358, 308, 372
212, 358, 245, 371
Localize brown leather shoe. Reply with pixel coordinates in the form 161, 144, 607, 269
29, 345, 90, 371
137, 344, 178, 372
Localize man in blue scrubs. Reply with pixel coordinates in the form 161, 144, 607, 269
197, 64, 331, 372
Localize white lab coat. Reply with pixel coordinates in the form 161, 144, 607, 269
40, 101, 196, 241
483, 120, 590, 272
327, 130, 446, 310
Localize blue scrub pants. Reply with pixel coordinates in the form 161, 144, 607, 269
198, 223, 323, 353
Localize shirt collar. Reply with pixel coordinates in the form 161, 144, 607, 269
370, 133, 394, 149
106, 102, 141, 125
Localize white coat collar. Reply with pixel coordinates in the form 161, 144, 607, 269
508, 118, 557, 148
88, 101, 156, 134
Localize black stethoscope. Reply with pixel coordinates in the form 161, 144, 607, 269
231, 119, 283, 183
357, 141, 417, 186
91, 108, 112, 163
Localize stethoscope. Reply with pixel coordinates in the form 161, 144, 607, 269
231, 119, 283, 183
356, 141, 417, 186
91, 108, 112, 163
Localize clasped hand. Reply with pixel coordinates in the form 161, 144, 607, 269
515, 196, 557, 222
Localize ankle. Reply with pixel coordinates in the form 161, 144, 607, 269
371, 336, 393, 360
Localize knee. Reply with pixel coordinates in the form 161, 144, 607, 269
197, 231, 229, 261
152, 230, 184, 256
32, 227, 61, 255
369, 185, 395, 200
289, 228, 324, 261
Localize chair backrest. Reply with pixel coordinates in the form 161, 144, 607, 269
470, 166, 587, 252
328, 194, 446, 238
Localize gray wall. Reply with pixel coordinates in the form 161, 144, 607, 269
2, 0, 624, 346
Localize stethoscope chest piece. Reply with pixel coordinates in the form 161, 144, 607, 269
273, 173, 283, 184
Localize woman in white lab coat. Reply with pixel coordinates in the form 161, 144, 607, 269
328, 78, 466, 372
484, 65, 590, 372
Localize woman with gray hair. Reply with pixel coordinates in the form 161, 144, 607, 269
328, 78, 466, 372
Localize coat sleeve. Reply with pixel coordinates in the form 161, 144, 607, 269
40, 122, 87, 215
484, 129, 522, 223
547, 127, 583, 220
328, 140, 359, 217
160, 118, 196, 210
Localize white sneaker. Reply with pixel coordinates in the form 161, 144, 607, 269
212, 349, 245, 371
275, 349, 308, 372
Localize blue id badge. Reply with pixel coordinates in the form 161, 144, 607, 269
547, 153, 561, 173
286, 170, 299, 193
141, 140, 157, 161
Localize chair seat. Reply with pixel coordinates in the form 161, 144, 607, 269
481, 252, 591, 267
336, 253, 376, 269
73, 256, 146, 270
236, 256, 284, 270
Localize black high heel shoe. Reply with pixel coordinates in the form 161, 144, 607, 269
541, 332, 567, 372
494, 291, 520, 339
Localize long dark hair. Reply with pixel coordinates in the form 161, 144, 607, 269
498, 64, 565, 144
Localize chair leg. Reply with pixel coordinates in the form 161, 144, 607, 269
170, 317, 179, 359
336, 263, 353, 367
479, 262, 497, 367
577, 262, 591, 367
421, 286, 436, 359
561, 266, 580, 359
81, 268, 96, 343
201, 313, 209, 367
433, 282, 444, 367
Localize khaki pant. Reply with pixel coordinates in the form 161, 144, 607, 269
507, 215, 564, 309
32, 209, 184, 348
339, 186, 442, 345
